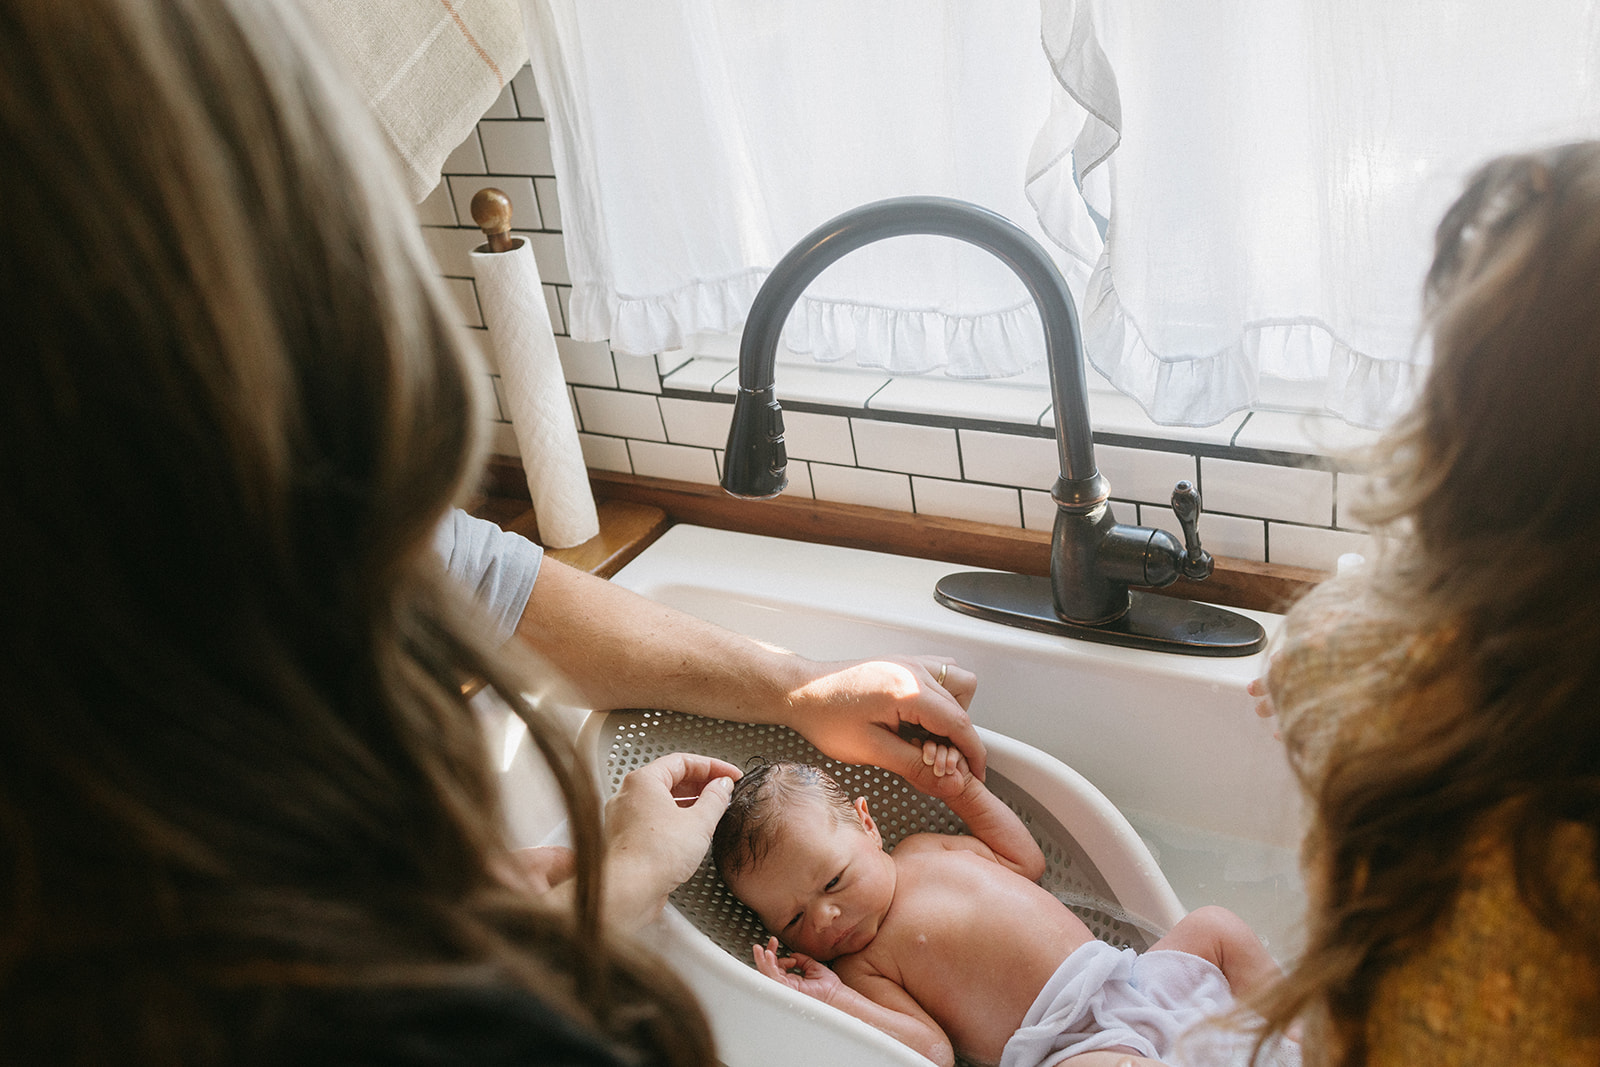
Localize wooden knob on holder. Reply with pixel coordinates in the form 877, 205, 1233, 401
471, 187, 516, 253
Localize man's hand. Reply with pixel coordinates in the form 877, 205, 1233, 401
784, 655, 984, 794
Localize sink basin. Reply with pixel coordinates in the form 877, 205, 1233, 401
489, 524, 1308, 1066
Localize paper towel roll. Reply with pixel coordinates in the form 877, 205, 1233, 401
471, 239, 599, 548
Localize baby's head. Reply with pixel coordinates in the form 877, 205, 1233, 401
712, 762, 896, 961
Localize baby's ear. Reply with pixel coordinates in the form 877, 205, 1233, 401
854, 796, 880, 841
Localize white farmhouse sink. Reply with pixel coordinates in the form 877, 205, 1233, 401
604, 525, 1305, 957
490, 524, 1307, 1067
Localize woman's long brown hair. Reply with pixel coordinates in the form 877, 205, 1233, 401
1255, 142, 1600, 1064
0, 0, 713, 1061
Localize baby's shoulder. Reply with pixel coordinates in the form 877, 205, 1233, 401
892, 832, 996, 865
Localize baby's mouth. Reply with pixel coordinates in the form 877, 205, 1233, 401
828, 919, 862, 957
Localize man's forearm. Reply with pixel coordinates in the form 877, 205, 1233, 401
514, 556, 810, 722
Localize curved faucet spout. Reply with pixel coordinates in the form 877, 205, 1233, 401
724, 195, 1265, 657
722, 196, 1105, 508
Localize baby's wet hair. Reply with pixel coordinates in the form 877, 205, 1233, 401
711, 760, 855, 885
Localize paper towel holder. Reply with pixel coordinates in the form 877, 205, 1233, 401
470, 187, 519, 253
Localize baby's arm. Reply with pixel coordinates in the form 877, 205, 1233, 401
911, 742, 1045, 880
753, 938, 955, 1067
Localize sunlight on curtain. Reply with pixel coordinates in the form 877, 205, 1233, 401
1033, 0, 1600, 427
521, 0, 1060, 377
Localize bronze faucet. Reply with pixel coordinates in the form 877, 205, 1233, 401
722, 196, 1264, 656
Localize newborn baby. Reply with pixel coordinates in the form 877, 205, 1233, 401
711, 756, 1290, 1067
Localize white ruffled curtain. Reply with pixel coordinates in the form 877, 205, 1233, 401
521, 0, 1059, 378
1033, 0, 1600, 427
523, 0, 1600, 426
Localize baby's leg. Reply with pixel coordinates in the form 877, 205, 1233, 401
1147, 905, 1280, 999
1055, 1052, 1169, 1067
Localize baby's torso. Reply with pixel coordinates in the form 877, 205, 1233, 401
836, 847, 1096, 1066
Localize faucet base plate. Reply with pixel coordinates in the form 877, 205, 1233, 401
934, 571, 1266, 657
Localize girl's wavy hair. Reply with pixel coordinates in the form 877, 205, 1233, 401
1255, 142, 1600, 1064
0, 0, 711, 1062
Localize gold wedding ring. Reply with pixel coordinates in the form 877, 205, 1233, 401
935, 662, 948, 688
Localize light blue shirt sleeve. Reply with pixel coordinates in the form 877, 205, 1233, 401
433, 509, 544, 644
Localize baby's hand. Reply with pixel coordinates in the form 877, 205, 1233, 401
1247, 653, 1282, 741
919, 739, 970, 798
753, 936, 843, 1002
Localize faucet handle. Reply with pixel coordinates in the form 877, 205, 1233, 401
1171, 481, 1214, 580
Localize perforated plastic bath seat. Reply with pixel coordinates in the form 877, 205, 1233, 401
585, 710, 1183, 961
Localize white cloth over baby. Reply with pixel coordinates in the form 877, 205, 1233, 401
999, 942, 1300, 1067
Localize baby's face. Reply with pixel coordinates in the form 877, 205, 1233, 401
728, 795, 896, 962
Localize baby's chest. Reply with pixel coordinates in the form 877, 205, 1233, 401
879, 864, 1056, 962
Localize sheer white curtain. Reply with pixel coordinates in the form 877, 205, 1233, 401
1033, 0, 1600, 427
521, 0, 1060, 377
524, 1, 1600, 425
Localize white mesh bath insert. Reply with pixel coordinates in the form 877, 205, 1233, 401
590, 710, 1175, 959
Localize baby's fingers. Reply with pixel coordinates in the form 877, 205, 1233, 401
752, 942, 784, 980
922, 740, 964, 780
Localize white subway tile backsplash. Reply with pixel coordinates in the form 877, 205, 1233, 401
479, 119, 554, 177
851, 420, 960, 479
555, 287, 573, 331
663, 357, 737, 392
555, 338, 618, 388
1146, 508, 1267, 563
481, 83, 518, 120
1233, 411, 1383, 459
422, 226, 486, 278
1096, 445, 1198, 507
489, 374, 509, 422
487, 420, 519, 456
533, 177, 562, 230
441, 130, 486, 175
809, 463, 913, 512
1268, 524, 1374, 570
613, 352, 661, 394
417, 181, 457, 226
785, 460, 816, 499
628, 440, 719, 485
543, 284, 566, 334
578, 432, 632, 473
1335, 471, 1379, 531
782, 410, 856, 465
449, 175, 541, 233
446, 277, 481, 328
1201, 457, 1333, 526
1021, 488, 1055, 531
959, 429, 1056, 490
511, 67, 544, 118
659, 397, 731, 450
573, 387, 665, 440
524, 233, 571, 285
912, 478, 1021, 526
656, 351, 695, 378
1072, 390, 1246, 446
869, 376, 1051, 426
715, 363, 889, 408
